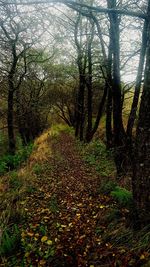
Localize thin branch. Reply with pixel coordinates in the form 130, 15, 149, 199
0, 0, 147, 19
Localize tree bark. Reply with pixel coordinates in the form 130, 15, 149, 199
74, 15, 86, 141
85, 21, 94, 142
127, 18, 148, 139
106, 87, 113, 149
132, 0, 150, 227
7, 88, 16, 154
108, 0, 127, 175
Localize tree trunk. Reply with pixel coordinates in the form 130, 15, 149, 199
74, 16, 86, 141
75, 73, 86, 141
108, 0, 126, 175
127, 18, 148, 139
85, 21, 94, 142
7, 87, 16, 155
132, 1, 150, 227
86, 84, 107, 143
106, 87, 113, 149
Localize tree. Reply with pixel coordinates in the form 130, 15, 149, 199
0, 2, 52, 153
132, 0, 150, 227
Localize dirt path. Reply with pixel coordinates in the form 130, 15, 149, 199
14, 131, 146, 267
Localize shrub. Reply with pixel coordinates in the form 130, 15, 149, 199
99, 180, 117, 194
0, 143, 33, 175
111, 186, 133, 208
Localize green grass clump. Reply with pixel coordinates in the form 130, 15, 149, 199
49, 194, 59, 213
0, 224, 21, 257
100, 180, 117, 194
111, 186, 133, 208
32, 163, 43, 175
9, 171, 22, 190
50, 124, 74, 139
0, 160, 7, 175
80, 140, 116, 177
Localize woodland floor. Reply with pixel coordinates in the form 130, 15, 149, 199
0, 127, 150, 267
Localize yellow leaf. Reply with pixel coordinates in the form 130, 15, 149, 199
90, 265, 95, 267
47, 240, 53, 245
99, 205, 105, 209
27, 232, 34, 237
140, 254, 145, 260
21, 232, 26, 238
120, 249, 126, 254
20, 201, 26, 205
35, 233, 39, 237
39, 259, 46, 265
25, 252, 30, 257
41, 236, 48, 242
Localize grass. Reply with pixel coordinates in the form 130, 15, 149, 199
49, 194, 59, 213
111, 186, 133, 208
1, 124, 150, 266
32, 163, 43, 175
0, 142, 33, 175
0, 125, 62, 265
0, 224, 21, 257
78, 139, 116, 178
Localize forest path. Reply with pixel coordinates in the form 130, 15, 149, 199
17, 129, 143, 267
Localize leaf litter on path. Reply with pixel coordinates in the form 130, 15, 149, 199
9, 131, 150, 267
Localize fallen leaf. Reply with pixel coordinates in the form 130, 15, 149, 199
27, 232, 34, 237
47, 240, 53, 245
41, 236, 48, 242
140, 254, 145, 260
39, 259, 46, 265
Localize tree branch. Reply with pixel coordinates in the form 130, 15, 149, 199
0, 0, 147, 19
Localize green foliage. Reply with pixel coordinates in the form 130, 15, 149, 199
0, 224, 21, 256
80, 140, 116, 177
39, 225, 48, 235
137, 225, 150, 250
26, 185, 37, 194
111, 186, 133, 208
49, 194, 59, 213
32, 163, 43, 175
51, 124, 73, 138
0, 160, 7, 175
0, 143, 33, 175
9, 171, 22, 190
0, 132, 8, 156
99, 180, 117, 194
44, 246, 55, 259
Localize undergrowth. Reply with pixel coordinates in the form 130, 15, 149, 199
111, 186, 133, 208
79, 139, 116, 177
0, 142, 33, 175
0, 224, 21, 257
